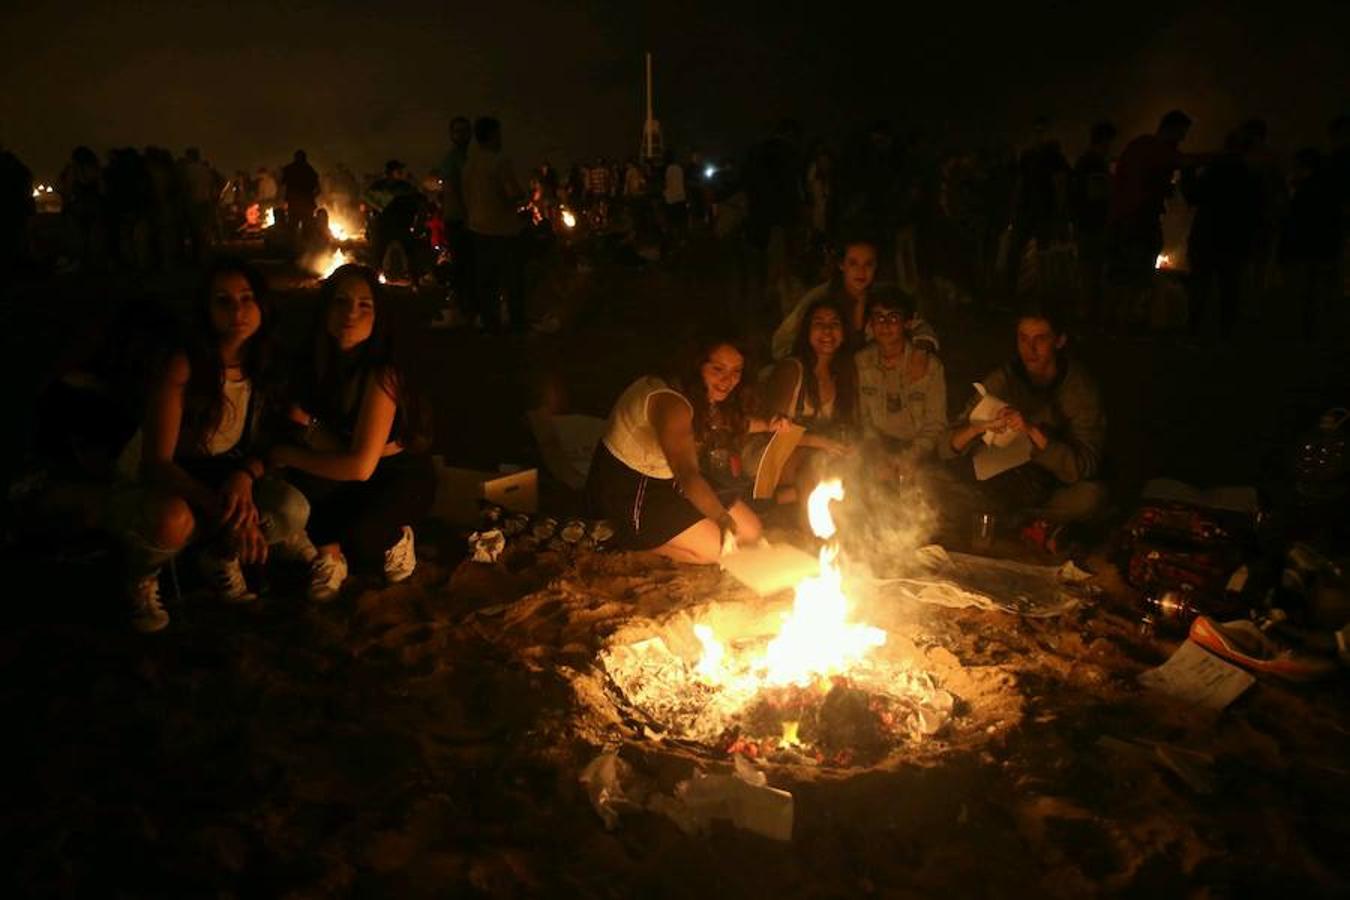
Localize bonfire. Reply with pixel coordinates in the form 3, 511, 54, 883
602, 480, 954, 767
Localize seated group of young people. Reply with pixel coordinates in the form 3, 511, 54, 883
110, 259, 435, 632
585, 235, 1108, 564
103, 236, 1105, 629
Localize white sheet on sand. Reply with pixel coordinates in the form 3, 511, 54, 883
864, 545, 1090, 618
1137, 640, 1255, 710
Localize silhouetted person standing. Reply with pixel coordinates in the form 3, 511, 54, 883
1281, 147, 1342, 339
463, 117, 526, 333
143, 146, 181, 269
281, 150, 320, 244
60, 146, 104, 269
744, 118, 804, 329
1330, 115, 1350, 303
1006, 117, 1071, 299
1105, 110, 1202, 328
1071, 122, 1116, 321
104, 148, 150, 269
432, 116, 473, 327
1183, 130, 1260, 339
179, 147, 219, 263
0, 140, 34, 279
662, 151, 687, 246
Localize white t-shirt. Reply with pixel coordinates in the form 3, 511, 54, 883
602, 376, 691, 479
206, 377, 252, 455
663, 163, 686, 204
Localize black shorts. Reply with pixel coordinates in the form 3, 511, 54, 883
585, 444, 737, 551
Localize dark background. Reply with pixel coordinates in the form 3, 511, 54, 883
3, 0, 1348, 179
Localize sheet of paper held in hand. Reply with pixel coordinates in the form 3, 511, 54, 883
721, 541, 820, 596
1138, 640, 1255, 710
969, 383, 1032, 481
752, 424, 806, 500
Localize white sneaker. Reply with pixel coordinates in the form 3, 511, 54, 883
308, 551, 348, 603
383, 526, 417, 584
200, 550, 258, 603
129, 574, 169, 633
276, 530, 319, 563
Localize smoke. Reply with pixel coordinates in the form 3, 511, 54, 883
831, 454, 943, 579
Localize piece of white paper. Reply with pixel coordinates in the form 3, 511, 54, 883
973, 432, 1032, 481
969, 383, 1006, 435
721, 541, 820, 596
970, 383, 1021, 450
1138, 640, 1255, 710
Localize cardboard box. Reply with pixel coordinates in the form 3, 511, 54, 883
431, 456, 538, 526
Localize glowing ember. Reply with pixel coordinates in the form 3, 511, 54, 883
560, 207, 577, 229
264, 207, 276, 229
1155, 253, 1172, 270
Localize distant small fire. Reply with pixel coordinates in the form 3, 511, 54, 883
326, 212, 363, 243
313, 247, 350, 279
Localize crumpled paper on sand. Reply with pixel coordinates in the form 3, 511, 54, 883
580, 750, 794, 841
467, 529, 506, 563
866, 545, 1090, 617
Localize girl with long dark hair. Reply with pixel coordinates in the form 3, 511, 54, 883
752, 298, 859, 507
120, 258, 312, 632
268, 264, 435, 600
585, 330, 787, 564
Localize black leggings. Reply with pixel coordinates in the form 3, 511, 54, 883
292, 453, 435, 569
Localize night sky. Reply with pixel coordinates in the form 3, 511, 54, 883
2, 0, 1347, 179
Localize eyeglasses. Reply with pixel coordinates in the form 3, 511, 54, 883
870, 312, 905, 325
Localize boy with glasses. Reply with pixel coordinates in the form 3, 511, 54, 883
854, 285, 948, 478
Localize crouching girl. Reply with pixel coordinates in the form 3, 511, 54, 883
268, 264, 435, 601
119, 259, 312, 632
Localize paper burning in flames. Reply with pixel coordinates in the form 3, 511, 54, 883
601, 480, 953, 766
696, 480, 886, 690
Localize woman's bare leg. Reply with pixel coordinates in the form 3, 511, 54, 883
653, 518, 722, 564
